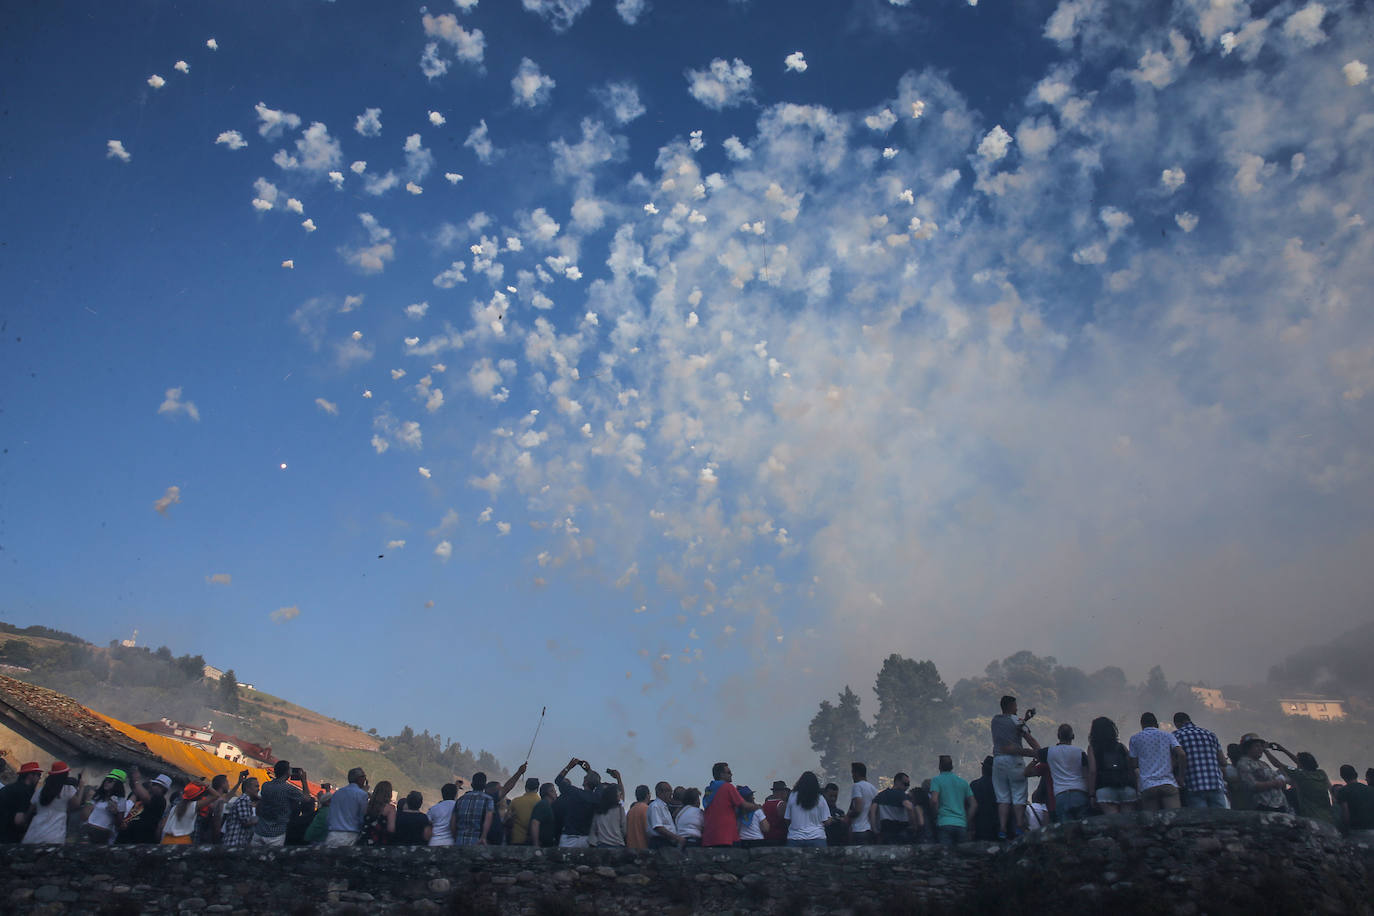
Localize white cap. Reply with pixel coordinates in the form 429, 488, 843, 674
151, 774, 173, 790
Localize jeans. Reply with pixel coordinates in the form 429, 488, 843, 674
937, 825, 965, 847
1184, 789, 1230, 809
1054, 790, 1090, 822
787, 837, 827, 847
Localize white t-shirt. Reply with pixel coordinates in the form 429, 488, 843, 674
85, 797, 134, 834
22, 785, 76, 844
849, 780, 877, 832
738, 808, 766, 841
428, 798, 456, 846
1045, 744, 1089, 794
784, 795, 831, 841
1024, 802, 1050, 831
162, 798, 200, 837
1129, 728, 1182, 791
647, 798, 674, 836
674, 805, 703, 839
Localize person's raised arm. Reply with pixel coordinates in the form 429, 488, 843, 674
556, 758, 579, 786
499, 762, 529, 799
67, 772, 87, 810
607, 767, 626, 803
127, 767, 151, 804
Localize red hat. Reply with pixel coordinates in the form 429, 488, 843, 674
19, 762, 42, 775
49, 762, 70, 776
181, 783, 207, 801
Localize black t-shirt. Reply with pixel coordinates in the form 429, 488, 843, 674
1339, 782, 1374, 830
117, 794, 167, 844
393, 810, 430, 846
969, 776, 999, 841
530, 799, 559, 847
872, 787, 909, 826
554, 778, 599, 836
0, 782, 34, 843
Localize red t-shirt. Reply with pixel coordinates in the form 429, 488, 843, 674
761, 797, 788, 843
701, 782, 746, 847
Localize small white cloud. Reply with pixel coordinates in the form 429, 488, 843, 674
386, 539, 406, 550
355, 107, 383, 136
281, 259, 295, 269
205, 573, 231, 585
174, 60, 189, 74
465, 120, 495, 163
206, 38, 218, 50
616, 0, 646, 24
686, 57, 753, 110
1161, 167, 1187, 192
158, 387, 200, 421
271, 605, 300, 623
418, 466, 432, 478
302, 219, 317, 232
496, 521, 511, 535
215, 130, 247, 150
511, 58, 556, 107
864, 108, 897, 132
429, 110, 446, 126
153, 485, 182, 515
422, 13, 486, 70
977, 124, 1013, 162
285, 198, 304, 214
1175, 211, 1199, 232
445, 172, 463, 184
883, 147, 898, 160
699, 467, 718, 484
434, 539, 453, 561
405, 301, 430, 319
784, 51, 807, 73
597, 81, 646, 124
327, 171, 344, 188
1072, 243, 1107, 265
689, 129, 705, 151
315, 397, 339, 415
106, 140, 131, 162
722, 137, 751, 161
147, 74, 165, 88
406, 181, 424, 195
255, 102, 301, 138
1344, 60, 1368, 86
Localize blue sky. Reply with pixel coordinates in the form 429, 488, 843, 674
3, 0, 1373, 786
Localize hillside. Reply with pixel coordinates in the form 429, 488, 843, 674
0, 621, 506, 799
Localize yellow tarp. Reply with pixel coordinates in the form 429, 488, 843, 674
90, 711, 274, 785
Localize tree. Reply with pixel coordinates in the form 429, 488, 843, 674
0, 640, 35, 668
219, 669, 241, 714
808, 686, 871, 781
1141, 665, 1170, 710
869, 655, 952, 776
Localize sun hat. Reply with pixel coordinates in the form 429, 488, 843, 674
151, 774, 173, 790
181, 783, 207, 801
106, 769, 127, 783
49, 762, 70, 776
19, 762, 42, 775
737, 785, 754, 800
771, 780, 789, 793
1240, 733, 1265, 747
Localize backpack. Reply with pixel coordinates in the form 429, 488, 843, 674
1098, 743, 1131, 788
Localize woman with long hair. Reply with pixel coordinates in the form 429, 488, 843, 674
22, 762, 84, 844
1086, 717, 1138, 814
80, 770, 131, 845
673, 787, 703, 846
782, 771, 830, 847
590, 782, 626, 847
358, 781, 396, 845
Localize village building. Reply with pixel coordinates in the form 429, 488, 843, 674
1189, 686, 1240, 712
1277, 697, 1346, 722
132, 717, 275, 767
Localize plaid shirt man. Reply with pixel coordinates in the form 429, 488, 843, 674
221, 794, 257, 848
1174, 722, 1225, 792
453, 789, 495, 845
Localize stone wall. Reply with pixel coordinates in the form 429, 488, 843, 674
2, 811, 1371, 915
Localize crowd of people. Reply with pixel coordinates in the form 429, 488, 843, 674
2, 696, 1371, 848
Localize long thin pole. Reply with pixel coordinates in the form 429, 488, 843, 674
524, 706, 546, 763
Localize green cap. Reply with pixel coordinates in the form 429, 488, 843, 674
106, 769, 128, 783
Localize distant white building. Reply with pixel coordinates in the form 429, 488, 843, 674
202, 665, 224, 681
119, 629, 138, 648
1190, 686, 1239, 712
1278, 697, 1346, 722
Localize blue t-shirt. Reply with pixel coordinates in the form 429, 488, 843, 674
327, 782, 368, 832
929, 771, 972, 827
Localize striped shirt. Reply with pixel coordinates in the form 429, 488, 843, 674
453, 790, 494, 846
221, 795, 257, 848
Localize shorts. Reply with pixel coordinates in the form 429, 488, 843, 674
1183, 789, 1229, 809
160, 834, 192, 845
993, 755, 1028, 805
250, 833, 286, 847
559, 835, 590, 848
1140, 784, 1179, 803
1094, 785, 1139, 805
325, 831, 359, 846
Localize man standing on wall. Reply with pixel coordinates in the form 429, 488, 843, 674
991, 696, 1041, 839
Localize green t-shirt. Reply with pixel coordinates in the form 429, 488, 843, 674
1283, 767, 1333, 824
930, 771, 972, 827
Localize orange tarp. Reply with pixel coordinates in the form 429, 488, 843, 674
90, 711, 274, 785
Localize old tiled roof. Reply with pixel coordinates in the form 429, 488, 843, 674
0, 674, 184, 776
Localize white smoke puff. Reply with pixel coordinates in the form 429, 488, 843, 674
106, 140, 131, 162
315, 397, 339, 415
445, 172, 463, 184
406, 182, 423, 195
864, 108, 897, 131
686, 57, 753, 110
784, 51, 807, 73
405, 301, 429, 319
616, 0, 645, 24
722, 137, 751, 161
511, 57, 556, 107
251, 198, 273, 212
434, 540, 452, 561
147, 74, 165, 88
978, 124, 1013, 161
254, 102, 301, 138
281, 259, 294, 269
699, 467, 718, 484
910, 100, 926, 119
328, 171, 344, 188
418, 466, 432, 478
883, 148, 898, 160
302, 219, 317, 232
644, 202, 659, 214
1161, 167, 1186, 192
1344, 60, 1369, 86
271, 605, 300, 623
1283, 2, 1327, 48
174, 60, 189, 73
1072, 244, 1106, 265
689, 129, 705, 151
429, 110, 446, 126
153, 485, 181, 515
355, 107, 383, 136
387, 539, 406, 550
286, 198, 304, 214
206, 38, 218, 50
1175, 212, 1199, 232
216, 130, 247, 150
